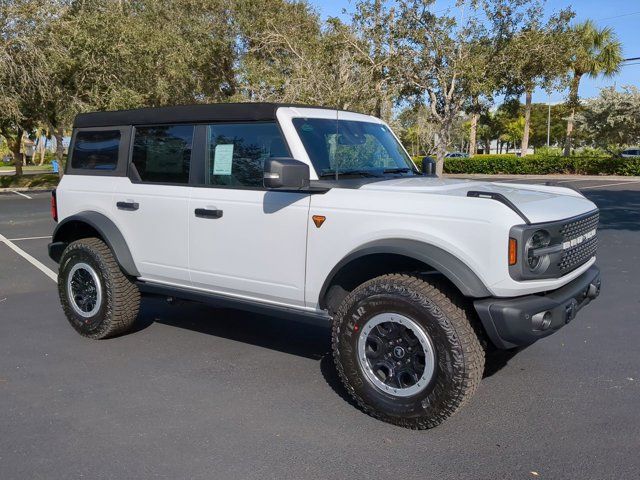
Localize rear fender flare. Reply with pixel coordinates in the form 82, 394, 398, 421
50, 211, 140, 277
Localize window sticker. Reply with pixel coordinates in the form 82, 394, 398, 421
213, 144, 234, 175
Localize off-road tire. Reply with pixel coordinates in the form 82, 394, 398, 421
58, 237, 140, 339
332, 274, 485, 429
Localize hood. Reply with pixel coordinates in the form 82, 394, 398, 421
359, 177, 597, 224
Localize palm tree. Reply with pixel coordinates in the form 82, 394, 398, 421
564, 20, 622, 156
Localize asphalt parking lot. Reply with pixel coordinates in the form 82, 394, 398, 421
1, 178, 639, 479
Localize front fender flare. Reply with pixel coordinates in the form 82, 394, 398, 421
50, 211, 140, 277
319, 239, 491, 306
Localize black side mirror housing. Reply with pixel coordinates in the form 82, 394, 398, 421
264, 158, 310, 189
421, 156, 437, 176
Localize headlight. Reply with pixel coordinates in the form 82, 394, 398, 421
525, 229, 551, 273
509, 211, 597, 280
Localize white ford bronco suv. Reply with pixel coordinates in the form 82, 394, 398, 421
49, 103, 601, 429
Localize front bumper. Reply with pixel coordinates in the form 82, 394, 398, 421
474, 265, 601, 349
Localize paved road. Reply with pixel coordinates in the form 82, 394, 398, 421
1, 181, 639, 479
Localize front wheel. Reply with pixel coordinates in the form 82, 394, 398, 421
332, 274, 485, 429
58, 237, 140, 339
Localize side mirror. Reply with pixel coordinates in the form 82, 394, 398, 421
421, 156, 436, 176
264, 158, 310, 189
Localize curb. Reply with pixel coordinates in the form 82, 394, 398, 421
0, 187, 54, 194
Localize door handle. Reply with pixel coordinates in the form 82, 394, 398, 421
117, 201, 139, 211
194, 208, 223, 219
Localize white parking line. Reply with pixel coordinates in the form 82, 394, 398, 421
11, 190, 32, 199
7, 235, 52, 241
0, 232, 57, 282
580, 180, 640, 190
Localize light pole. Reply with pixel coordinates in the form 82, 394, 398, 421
547, 96, 551, 147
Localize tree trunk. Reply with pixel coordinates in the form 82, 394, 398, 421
7, 129, 24, 176
564, 74, 582, 156
54, 127, 65, 177
434, 127, 450, 177
520, 90, 532, 156
564, 107, 576, 156
435, 150, 445, 176
37, 132, 47, 166
374, 94, 383, 120
468, 112, 478, 157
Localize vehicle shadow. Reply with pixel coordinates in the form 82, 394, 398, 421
135, 296, 331, 360
134, 296, 519, 400
483, 346, 526, 378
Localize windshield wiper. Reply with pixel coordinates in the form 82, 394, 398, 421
383, 167, 413, 174
318, 169, 378, 179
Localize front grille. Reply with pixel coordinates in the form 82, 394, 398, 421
558, 212, 599, 272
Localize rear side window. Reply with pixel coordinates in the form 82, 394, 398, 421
71, 130, 120, 170
132, 125, 194, 184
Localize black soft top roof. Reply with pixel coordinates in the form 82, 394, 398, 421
73, 102, 331, 128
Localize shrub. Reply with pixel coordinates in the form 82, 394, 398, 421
534, 146, 563, 157
0, 173, 59, 189
437, 154, 640, 176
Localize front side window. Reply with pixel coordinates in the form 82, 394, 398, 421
71, 130, 120, 170
132, 125, 194, 184
207, 122, 289, 188
292, 118, 415, 178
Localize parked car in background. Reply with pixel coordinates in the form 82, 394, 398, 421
445, 152, 469, 158
621, 148, 640, 158
2, 154, 12, 164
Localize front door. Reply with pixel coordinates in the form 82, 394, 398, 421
188, 122, 310, 308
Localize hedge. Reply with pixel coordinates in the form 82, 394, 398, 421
412, 154, 640, 176
0, 173, 59, 189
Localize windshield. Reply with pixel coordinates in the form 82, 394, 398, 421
292, 118, 415, 178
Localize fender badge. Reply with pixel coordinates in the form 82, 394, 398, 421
312, 215, 326, 228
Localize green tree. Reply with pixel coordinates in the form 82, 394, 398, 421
236, 0, 379, 112
576, 86, 640, 152
235, 0, 322, 102
563, 20, 623, 155
36, 0, 237, 170
464, 41, 499, 157
395, 104, 438, 156
500, 10, 573, 156
0, 0, 53, 176
348, 0, 401, 121
502, 117, 525, 150
528, 102, 571, 149
395, 0, 542, 175
491, 99, 521, 153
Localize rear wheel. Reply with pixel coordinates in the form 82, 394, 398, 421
332, 274, 485, 429
58, 237, 140, 339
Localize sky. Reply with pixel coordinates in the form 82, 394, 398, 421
307, 0, 640, 105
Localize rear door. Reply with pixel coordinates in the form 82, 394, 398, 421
188, 122, 310, 308
110, 124, 196, 286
